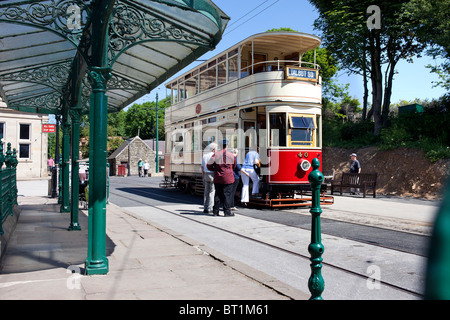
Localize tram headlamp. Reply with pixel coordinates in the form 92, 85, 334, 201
300, 159, 311, 171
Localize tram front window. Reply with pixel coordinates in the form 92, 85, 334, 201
288, 115, 316, 146
269, 113, 286, 147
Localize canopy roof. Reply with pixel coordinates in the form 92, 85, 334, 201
0, 0, 229, 115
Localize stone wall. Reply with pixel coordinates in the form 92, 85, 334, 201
113, 138, 156, 176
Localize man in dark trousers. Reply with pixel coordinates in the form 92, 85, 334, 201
350, 153, 361, 195
207, 140, 236, 216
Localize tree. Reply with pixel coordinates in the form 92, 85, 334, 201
124, 96, 170, 140
404, 0, 450, 90
265, 27, 342, 117
309, 0, 427, 135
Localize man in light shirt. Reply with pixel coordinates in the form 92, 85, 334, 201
201, 142, 217, 213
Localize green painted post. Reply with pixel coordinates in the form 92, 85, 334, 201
307, 157, 325, 300
84, 0, 115, 276
0, 141, 4, 234
69, 108, 82, 231
60, 120, 70, 213
5, 143, 12, 216
58, 158, 62, 204
85, 66, 111, 275
11, 148, 18, 205
425, 180, 450, 299
155, 93, 159, 173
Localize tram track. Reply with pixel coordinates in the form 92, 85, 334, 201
108, 185, 424, 298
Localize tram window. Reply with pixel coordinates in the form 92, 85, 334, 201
269, 113, 286, 147
218, 60, 227, 86
171, 84, 178, 104
288, 115, 315, 146
228, 55, 238, 81
179, 81, 186, 100
202, 133, 217, 150
185, 76, 198, 98
199, 67, 216, 92
251, 53, 267, 74
241, 61, 248, 78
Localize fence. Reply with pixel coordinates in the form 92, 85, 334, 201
0, 141, 18, 235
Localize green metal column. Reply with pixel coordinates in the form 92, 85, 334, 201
84, 0, 116, 276
69, 108, 82, 231
307, 158, 325, 300
85, 66, 111, 275
60, 118, 71, 213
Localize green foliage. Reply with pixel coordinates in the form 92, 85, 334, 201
123, 96, 170, 140
324, 95, 450, 162
323, 118, 376, 148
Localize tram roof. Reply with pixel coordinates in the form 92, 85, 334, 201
0, 0, 229, 115
166, 31, 322, 87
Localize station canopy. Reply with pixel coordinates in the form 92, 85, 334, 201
0, 0, 229, 115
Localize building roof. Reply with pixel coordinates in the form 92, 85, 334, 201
0, 0, 229, 116
107, 136, 155, 159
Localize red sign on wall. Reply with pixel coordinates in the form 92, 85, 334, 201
42, 124, 56, 133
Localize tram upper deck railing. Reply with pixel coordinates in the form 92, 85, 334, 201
166, 32, 322, 109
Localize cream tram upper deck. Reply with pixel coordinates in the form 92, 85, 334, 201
164, 31, 323, 181
165, 31, 322, 125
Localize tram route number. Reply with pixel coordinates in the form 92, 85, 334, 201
179, 304, 269, 317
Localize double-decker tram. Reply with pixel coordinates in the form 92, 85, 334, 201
161, 31, 333, 207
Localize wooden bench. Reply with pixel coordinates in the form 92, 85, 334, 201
331, 172, 377, 198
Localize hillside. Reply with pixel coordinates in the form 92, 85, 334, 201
322, 147, 450, 200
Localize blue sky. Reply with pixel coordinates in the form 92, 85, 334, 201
131, 0, 448, 107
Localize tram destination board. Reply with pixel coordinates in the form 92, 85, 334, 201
285, 66, 318, 82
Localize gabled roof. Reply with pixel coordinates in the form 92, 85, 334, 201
107, 135, 154, 159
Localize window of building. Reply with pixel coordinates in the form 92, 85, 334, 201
19, 123, 31, 159
19, 143, 30, 159
20, 123, 30, 140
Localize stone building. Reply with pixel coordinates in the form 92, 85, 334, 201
108, 136, 156, 176
0, 97, 49, 179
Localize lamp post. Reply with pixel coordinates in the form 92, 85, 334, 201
307, 157, 325, 300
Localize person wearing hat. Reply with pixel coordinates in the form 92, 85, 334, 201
206, 139, 236, 216
350, 153, 361, 194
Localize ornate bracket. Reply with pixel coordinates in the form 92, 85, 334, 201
0, 60, 72, 92
108, 0, 210, 66
88, 67, 113, 92
0, 0, 92, 48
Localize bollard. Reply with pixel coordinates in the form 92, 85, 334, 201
307, 157, 325, 300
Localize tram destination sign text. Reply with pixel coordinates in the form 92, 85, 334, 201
285, 67, 318, 82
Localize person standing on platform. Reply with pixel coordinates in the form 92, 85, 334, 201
207, 140, 236, 216
230, 148, 248, 211
138, 159, 144, 177
241, 147, 260, 205
143, 160, 150, 177
349, 153, 361, 195
201, 142, 217, 213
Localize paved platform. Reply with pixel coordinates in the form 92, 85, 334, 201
0, 180, 307, 300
